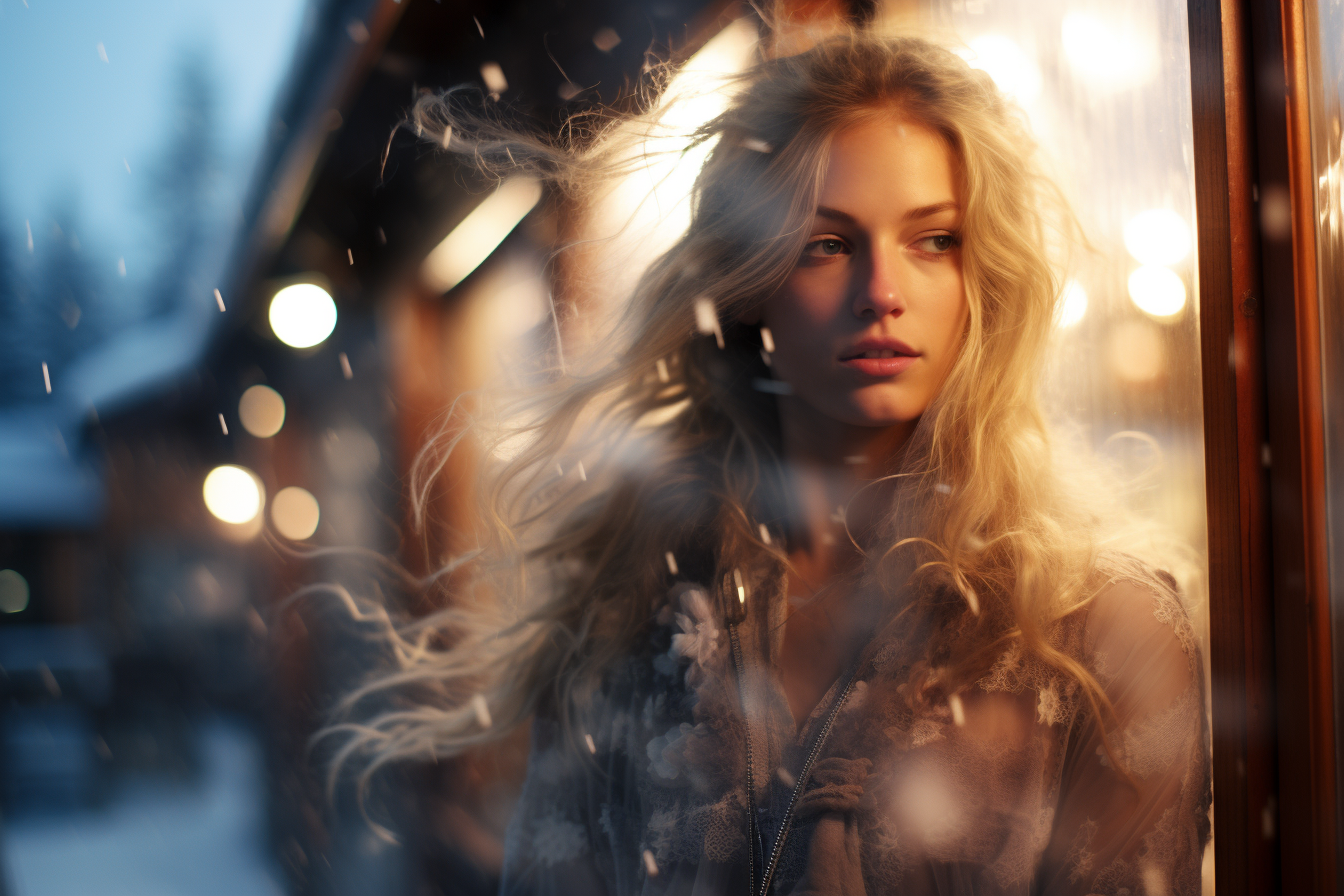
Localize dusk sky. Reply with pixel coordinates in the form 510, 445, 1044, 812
0, 0, 309, 292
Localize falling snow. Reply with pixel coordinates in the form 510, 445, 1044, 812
693, 298, 724, 349
471, 694, 493, 729
948, 693, 966, 726
480, 62, 508, 96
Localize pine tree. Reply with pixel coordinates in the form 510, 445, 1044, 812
144, 53, 220, 318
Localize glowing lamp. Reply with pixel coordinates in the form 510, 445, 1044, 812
269, 283, 337, 348
203, 465, 264, 525
421, 178, 543, 293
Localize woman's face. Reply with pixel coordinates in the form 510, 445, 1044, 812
758, 115, 968, 434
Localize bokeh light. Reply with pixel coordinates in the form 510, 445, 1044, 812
1123, 208, 1192, 266
238, 384, 286, 438
1107, 320, 1165, 383
1056, 280, 1088, 328
203, 465, 264, 525
1128, 265, 1188, 318
271, 486, 320, 540
268, 283, 337, 348
322, 426, 381, 483
0, 569, 30, 614
1061, 12, 1159, 92
962, 35, 1042, 103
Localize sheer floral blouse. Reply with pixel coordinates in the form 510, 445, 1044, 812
500, 570, 1211, 896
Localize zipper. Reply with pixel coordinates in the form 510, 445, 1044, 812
728, 621, 860, 896
727, 622, 756, 896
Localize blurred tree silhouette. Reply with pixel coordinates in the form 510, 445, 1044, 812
27, 202, 107, 403
0, 200, 104, 407
144, 52, 220, 319
0, 199, 34, 406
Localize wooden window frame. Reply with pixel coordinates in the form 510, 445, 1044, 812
1192, 0, 1336, 891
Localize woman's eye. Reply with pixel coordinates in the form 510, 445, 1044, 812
916, 234, 959, 254
803, 238, 849, 258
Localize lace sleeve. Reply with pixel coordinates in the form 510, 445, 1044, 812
500, 714, 612, 896
1036, 580, 1212, 896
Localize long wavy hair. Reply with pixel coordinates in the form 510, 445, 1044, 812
324, 29, 1177, 790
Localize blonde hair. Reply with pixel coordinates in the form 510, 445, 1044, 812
323, 30, 1174, 791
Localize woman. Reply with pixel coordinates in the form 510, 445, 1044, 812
335, 31, 1210, 896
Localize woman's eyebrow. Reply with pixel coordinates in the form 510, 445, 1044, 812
814, 201, 960, 224
902, 200, 959, 221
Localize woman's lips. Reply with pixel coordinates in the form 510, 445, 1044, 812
840, 354, 918, 376
838, 343, 920, 377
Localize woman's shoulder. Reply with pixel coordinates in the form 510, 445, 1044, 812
977, 559, 1204, 710
1074, 560, 1201, 670
1042, 558, 1206, 732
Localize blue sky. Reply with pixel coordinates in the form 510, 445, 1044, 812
0, 0, 309, 289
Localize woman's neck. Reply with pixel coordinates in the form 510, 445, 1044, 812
776, 395, 914, 559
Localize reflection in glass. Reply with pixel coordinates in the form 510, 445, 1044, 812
340, 12, 1214, 895
1305, 0, 1344, 853
931, 0, 1209, 622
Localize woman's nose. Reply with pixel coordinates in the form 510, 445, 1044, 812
852, 244, 906, 319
